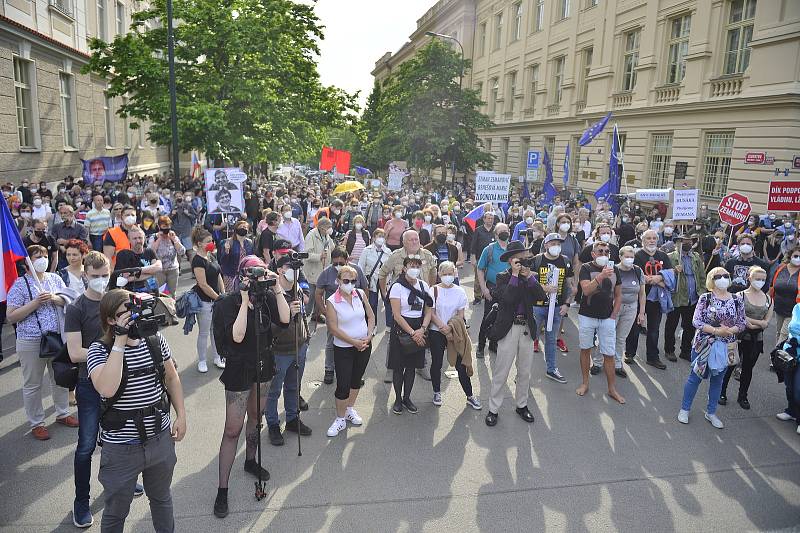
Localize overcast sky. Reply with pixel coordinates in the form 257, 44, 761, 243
312, 0, 438, 109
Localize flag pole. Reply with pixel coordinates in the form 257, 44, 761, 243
24, 256, 44, 291
616, 123, 629, 197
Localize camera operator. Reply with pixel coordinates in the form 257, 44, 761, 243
211, 255, 290, 519
86, 289, 186, 532
484, 241, 545, 428
266, 256, 312, 446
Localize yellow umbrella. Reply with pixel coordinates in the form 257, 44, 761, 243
333, 180, 365, 195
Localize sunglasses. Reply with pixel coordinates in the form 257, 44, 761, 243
595, 249, 610, 255
340, 279, 356, 284
712, 274, 730, 280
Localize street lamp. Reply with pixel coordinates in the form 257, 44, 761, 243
166, 0, 180, 189
426, 31, 464, 186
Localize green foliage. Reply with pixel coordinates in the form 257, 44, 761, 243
358, 40, 493, 176
83, 0, 357, 163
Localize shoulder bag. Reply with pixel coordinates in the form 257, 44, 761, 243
23, 276, 66, 359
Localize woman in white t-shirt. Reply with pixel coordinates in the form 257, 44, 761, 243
429, 261, 480, 410
387, 256, 433, 415
325, 265, 375, 438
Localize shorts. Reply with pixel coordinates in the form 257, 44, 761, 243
578, 315, 616, 356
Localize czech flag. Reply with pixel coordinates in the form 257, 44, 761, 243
0, 198, 28, 301
191, 151, 201, 179
463, 203, 489, 231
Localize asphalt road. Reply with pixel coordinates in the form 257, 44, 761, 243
0, 265, 799, 532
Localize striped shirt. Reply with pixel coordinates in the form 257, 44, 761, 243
87, 333, 172, 444
85, 207, 112, 236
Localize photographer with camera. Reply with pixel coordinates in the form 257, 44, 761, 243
211, 256, 290, 518
484, 241, 546, 428
113, 226, 162, 294
86, 289, 186, 532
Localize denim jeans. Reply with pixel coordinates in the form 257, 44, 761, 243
368, 290, 379, 321
784, 362, 800, 420
266, 344, 307, 427
90, 234, 105, 252
74, 376, 102, 507
681, 351, 724, 415
531, 305, 561, 374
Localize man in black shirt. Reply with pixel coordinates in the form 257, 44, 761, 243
577, 223, 620, 264
628, 229, 673, 369
725, 233, 770, 293
113, 226, 162, 293
24, 218, 59, 272
258, 212, 280, 262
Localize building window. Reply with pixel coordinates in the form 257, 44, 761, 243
14, 57, 37, 149
491, 78, 499, 115
725, 0, 756, 74
667, 14, 691, 84
701, 131, 734, 198
544, 136, 556, 160
122, 96, 131, 148
571, 136, 581, 184
512, 3, 523, 42
116, 1, 125, 35
104, 92, 115, 147
485, 138, 493, 165
580, 47, 593, 101
138, 122, 145, 148
622, 30, 639, 91
647, 134, 673, 189
558, 0, 570, 20
520, 137, 530, 175
478, 22, 487, 57
494, 12, 503, 50
59, 72, 77, 149
533, 0, 544, 32
501, 138, 509, 173
475, 81, 483, 109
586, 0, 599, 7
97, 0, 107, 40
528, 64, 539, 110
552, 57, 565, 104
508, 71, 517, 113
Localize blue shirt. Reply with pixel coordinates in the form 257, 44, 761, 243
511, 220, 533, 241
477, 242, 509, 285
681, 253, 698, 305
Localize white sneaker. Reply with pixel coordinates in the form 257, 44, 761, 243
776, 412, 796, 422
345, 407, 363, 426
214, 357, 226, 369
433, 392, 442, 406
796, 425, 800, 435
466, 396, 482, 410
327, 417, 346, 437
197, 361, 208, 373
705, 412, 724, 429
677, 409, 689, 424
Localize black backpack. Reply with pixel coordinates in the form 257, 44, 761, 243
100, 335, 168, 415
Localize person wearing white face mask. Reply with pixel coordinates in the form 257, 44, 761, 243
677, 267, 746, 429
768, 244, 800, 345
276, 205, 304, 252
358, 228, 392, 319
511, 209, 537, 241
343, 214, 371, 264
103, 206, 138, 266
659, 220, 678, 245
304, 217, 335, 321
662, 235, 707, 363
725, 233, 770, 294
6, 245, 75, 440
612, 247, 646, 378
428, 261, 480, 409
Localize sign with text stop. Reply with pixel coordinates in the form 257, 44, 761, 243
718, 192, 752, 226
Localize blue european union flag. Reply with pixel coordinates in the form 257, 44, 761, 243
579, 112, 612, 147
563, 144, 570, 188
543, 148, 557, 202
595, 124, 622, 213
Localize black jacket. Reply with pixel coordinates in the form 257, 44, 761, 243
489, 269, 546, 342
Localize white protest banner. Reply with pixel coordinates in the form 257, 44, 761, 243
635, 189, 670, 202
205, 168, 245, 214
475, 171, 511, 203
671, 189, 698, 220
387, 160, 408, 191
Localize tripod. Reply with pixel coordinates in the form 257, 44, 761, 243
251, 289, 271, 501
290, 271, 309, 457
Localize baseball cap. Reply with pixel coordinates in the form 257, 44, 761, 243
542, 233, 564, 245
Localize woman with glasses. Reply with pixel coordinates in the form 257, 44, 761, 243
678, 266, 746, 429
769, 244, 800, 345
324, 265, 375, 437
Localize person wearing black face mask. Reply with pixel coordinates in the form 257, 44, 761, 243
424, 225, 459, 283
475, 223, 511, 358
218, 221, 255, 292
24, 220, 59, 273
664, 235, 707, 362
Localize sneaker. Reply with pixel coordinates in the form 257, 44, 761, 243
392, 400, 403, 415
466, 396, 482, 410
213, 357, 226, 369
677, 409, 689, 424
133, 482, 144, 497
615, 368, 628, 379
546, 369, 567, 384
589, 365, 601, 376
345, 407, 363, 425
776, 412, 796, 422
198, 360, 209, 373
533, 340, 541, 353
557, 338, 568, 353
31, 426, 50, 440
56, 415, 79, 428
327, 417, 346, 437
268, 425, 284, 446
797, 425, 800, 436
243, 459, 270, 480
737, 398, 751, 410
705, 412, 724, 429
323, 370, 334, 384
213, 491, 228, 519
718, 394, 728, 406
383, 369, 394, 383
475, 348, 485, 359
73, 501, 93, 528
403, 398, 419, 414
433, 392, 442, 406
285, 418, 312, 436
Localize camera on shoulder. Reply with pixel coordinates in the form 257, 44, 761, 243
125, 293, 163, 339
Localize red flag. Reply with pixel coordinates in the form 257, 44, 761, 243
334, 150, 351, 175
320, 146, 336, 171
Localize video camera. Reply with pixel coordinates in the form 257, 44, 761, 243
241, 266, 277, 299
518, 257, 537, 268
285, 250, 309, 270
124, 293, 163, 339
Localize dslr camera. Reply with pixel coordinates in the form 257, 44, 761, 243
518, 257, 536, 268
124, 293, 163, 339
242, 266, 277, 298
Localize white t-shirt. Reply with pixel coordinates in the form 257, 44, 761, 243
430, 284, 467, 331
389, 280, 432, 319
327, 290, 369, 348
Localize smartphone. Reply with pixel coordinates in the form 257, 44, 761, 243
607, 261, 615, 270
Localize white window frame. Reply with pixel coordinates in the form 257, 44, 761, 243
571, 136, 582, 183
622, 30, 640, 91
552, 57, 565, 104
508, 71, 517, 113
116, 0, 125, 35
533, 0, 544, 32
475, 81, 483, 109
501, 138, 509, 173
494, 12, 503, 51
97, 0, 107, 40
478, 22, 487, 57
528, 64, 539, 110
647, 133, 673, 189
14, 56, 40, 151
581, 47, 593, 101
666, 14, 691, 84
544, 136, 556, 159
59, 71, 78, 149
724, 0, 756, 75
512, 3, 523, 42
491, 77, 499, 115
104, 91, 116, 147
558, 0, 570, 20
701, 131, 735, 198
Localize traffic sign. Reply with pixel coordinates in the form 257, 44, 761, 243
718, 192, 752, 226
527, 150, 540, 169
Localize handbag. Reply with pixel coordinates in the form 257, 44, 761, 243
52, 347, 78, 390
395, 327, 427, 353
771, 349, 798, 375
23, 276, 66, 359
727, 341, 740, 367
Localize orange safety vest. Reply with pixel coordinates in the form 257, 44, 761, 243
104, 226, 131, 266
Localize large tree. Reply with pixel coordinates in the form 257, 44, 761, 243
83, 0, 357, 164
369, 40, 493, 179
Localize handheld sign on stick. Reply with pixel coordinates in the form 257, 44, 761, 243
546, 263, 560, 332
